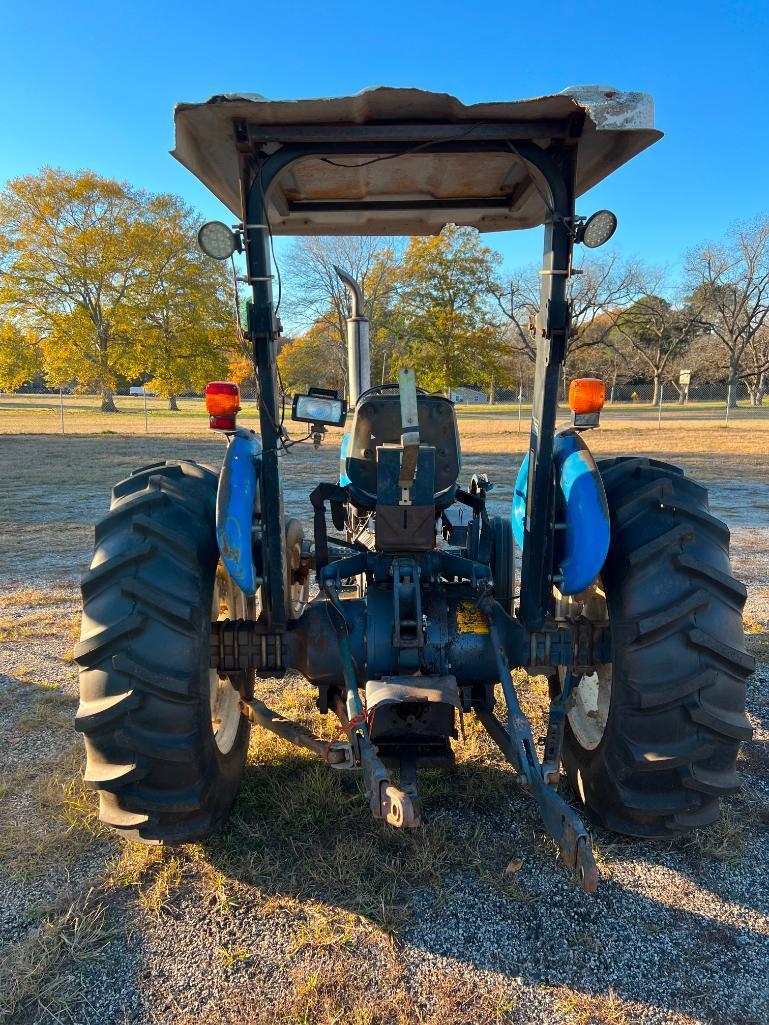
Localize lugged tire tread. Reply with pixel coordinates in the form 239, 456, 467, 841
83, 757, 145, 789
627, 668, 717, 709
626, 525, 694, 569
130, 460, 168, 477
688, 627, 755, 675
74, 614, 145, 664
111, 653, 195, 701
686, 697, 753, 741
145, 476, 212, 532
81, 543, 153, 597
675, 553, 748, 605
121, 781, 206, 814
94, 491, 166, 542
130, 514, 202, 565
113, 462, 186, 500
118, 810, 217, 843
98, 792, 152, 829
624, 735, 712, 772
615, 782, 702, 815
682, 763, 740, 796
634, 589, 709, 641
612, 480, 728, 545
599, 457, 684, 493
75, 690, 140, 730
114, 724, 199, 763
120, 578, 198, 632
667, 804, 720, 830
662, 500, 730, 545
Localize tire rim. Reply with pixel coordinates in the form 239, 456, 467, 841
287, 539, 309, 619
209, 567, 243, 754
568, 662, 612, 751
562, 582, 612, 752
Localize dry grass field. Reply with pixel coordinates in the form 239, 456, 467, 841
1, 392, 768, 442
0, 402, 768, 1025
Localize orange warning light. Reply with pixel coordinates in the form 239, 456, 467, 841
569, 378, 606, 414
205, 382, 240, 430
205, 381, 240, 416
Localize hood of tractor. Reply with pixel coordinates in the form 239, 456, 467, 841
171, 85, 661, 236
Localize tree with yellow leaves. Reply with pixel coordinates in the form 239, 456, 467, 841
394, 225, 504, 394
277, 321, 346, 395
128, 194, 234, 409
284, 235, 402, 388
0, 168, 150, 410
0, 320, 42, 390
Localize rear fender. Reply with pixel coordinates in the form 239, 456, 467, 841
339, 430, 351, 486
512, 430, 609, 595
216, 429, 262, 596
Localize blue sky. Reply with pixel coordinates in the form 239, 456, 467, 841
2, 0, 767, 284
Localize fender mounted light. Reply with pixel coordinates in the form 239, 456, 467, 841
205, 381, 241, 431
569, 377, 605, 429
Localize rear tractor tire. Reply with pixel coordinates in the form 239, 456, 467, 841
75, 460, 251, 843
490, 514, 515, 616
558, 457, 754, 838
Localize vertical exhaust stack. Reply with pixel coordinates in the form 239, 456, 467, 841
334, 266, 370, 406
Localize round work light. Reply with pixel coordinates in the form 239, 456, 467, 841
580, 210, 618, 249
197, 221, 238, 260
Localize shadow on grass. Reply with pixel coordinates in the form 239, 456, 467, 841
204, 750, 541, 930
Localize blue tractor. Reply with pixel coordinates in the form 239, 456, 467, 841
76, 87, 753, 891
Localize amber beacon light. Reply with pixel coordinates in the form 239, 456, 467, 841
205, 381, 241, 431
568, 377, 605, 428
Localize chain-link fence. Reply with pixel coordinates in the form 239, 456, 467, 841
492, 379, 766, 407
1, 384, 766, 437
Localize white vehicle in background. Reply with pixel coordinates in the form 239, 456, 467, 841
449, 386, 487, 404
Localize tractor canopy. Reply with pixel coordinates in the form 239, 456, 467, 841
171, 85, 661, 236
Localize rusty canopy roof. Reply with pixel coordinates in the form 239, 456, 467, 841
171, 86, 661, 236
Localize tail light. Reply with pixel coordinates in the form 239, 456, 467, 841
205, 382, 240, 431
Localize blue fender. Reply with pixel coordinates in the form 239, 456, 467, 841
512, 430, 610, 595
216, 428, 262, 595
512, 456, 530, 552
339, 430, 351, 487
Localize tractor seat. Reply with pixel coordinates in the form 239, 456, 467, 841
343, 388, 461, 510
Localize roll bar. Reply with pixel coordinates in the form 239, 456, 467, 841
239, 131, 577, 629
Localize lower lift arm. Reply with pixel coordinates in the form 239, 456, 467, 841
475, 592, 598, 892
